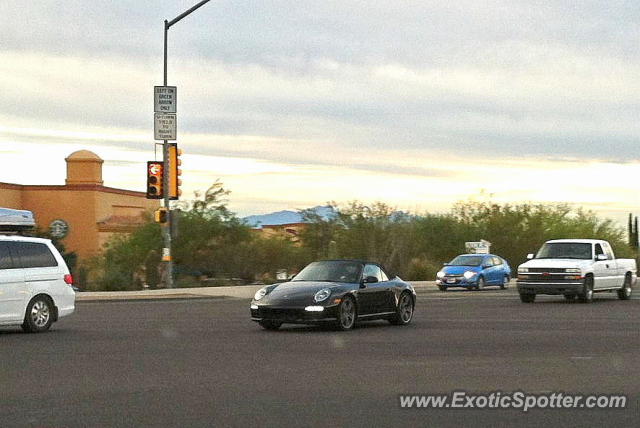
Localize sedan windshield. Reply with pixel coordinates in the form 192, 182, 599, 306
448, 255, 484, 266
293, 261, 362, 283
535, 243, 592, 259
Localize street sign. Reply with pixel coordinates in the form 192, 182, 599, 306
154, 113, 176, 140
465, 240, 491, 254
154, 86, 177, 113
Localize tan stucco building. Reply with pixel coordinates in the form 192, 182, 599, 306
0, 150, 158, 263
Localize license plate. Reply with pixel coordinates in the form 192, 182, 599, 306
446, 278, 456, 284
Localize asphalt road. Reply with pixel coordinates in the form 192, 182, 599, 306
1, 288, 639, 427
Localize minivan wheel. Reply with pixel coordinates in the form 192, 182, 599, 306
22, 297, 53, 333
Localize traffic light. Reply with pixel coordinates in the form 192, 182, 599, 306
154, 207, 168, 224
168, 143, 182, 200
146, 161, 164, 199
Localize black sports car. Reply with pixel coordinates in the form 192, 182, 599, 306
250, 260, 416, 330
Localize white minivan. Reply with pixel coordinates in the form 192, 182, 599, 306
0, 235, 76, 332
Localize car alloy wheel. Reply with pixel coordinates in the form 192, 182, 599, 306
476, 277, 485, 291
398, 293, 414, 324
337, 296, 356, 330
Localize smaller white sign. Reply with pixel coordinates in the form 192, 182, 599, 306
465, 240, 491, 254
154, 86, 177, 113
154, 113, 176, 140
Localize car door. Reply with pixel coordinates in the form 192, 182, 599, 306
357, 264, 390, 315
0, 242, 26, 323
602, 242, 622, 287
481, 256, 496, 284
592, 243, 616, 289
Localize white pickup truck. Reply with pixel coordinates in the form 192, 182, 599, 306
516, 239, 636, 303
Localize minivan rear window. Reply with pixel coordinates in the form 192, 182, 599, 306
13, 242, 58, 268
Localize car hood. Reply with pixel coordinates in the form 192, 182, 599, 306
259, 281, 348, 305
518, 259, 593, 270
442, 265, 481, 275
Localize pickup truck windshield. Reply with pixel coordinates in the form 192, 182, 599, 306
535, 243, 592, 259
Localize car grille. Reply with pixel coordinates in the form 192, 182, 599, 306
258, 308, 306, 321
527, 268, 566, 273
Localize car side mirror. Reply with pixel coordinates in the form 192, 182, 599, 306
443, 262, 449, 266
287, 274, 296, 281
596, 254, 607, 261
482, 264, 491, 269
526, 253, 534, 260
363, 276, 379, 284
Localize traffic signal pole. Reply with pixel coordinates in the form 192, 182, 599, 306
161, 0, 210, 288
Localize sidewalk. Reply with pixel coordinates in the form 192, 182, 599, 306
76, 281, 438, 302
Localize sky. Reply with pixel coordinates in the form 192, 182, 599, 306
1, 1, 639, 224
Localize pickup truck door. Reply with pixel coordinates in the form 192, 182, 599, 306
593, 243, 618, 289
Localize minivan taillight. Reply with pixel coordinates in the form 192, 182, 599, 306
64, 274, 74, 285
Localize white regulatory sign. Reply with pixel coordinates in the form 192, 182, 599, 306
154, 86, 177, 113
154, 113, 177, 140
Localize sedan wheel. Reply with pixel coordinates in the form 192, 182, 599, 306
389, 293, 414, 325
476, 277, 485, 291
500, 276, 509, 290
336, 296, 356, 330
617, 275, 632, 300
21, 297, 53, 333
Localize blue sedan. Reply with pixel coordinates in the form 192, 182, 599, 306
436, 254, 511, 291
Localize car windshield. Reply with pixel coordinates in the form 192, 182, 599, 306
292, 261, 362, 283
535, 243, 592, 259
448, 255, 484, 266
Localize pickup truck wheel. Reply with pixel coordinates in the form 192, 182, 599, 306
578, 276, 594, 303
617, 275, 632, 300
564, 294, 576, 301
519, 293, 535, 303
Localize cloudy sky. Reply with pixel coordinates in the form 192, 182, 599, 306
1, 1, 639, 222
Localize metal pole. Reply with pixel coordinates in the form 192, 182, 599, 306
161, 0, 210, 288
162, 20, 173, 288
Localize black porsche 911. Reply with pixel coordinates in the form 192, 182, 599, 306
250, 260, 416, 330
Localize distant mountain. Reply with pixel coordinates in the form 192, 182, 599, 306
243, 205, 335, 228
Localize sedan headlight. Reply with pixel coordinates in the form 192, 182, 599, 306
314, 288, 331, 303
518, 267, 529, 273
463, 271, 477, 279
254, 287, 269, 301
436, 271, 445, 278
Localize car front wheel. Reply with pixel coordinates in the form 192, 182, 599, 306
22, 296, 54, 333
500, 275, 509, 289
578, 276, 594, 303
389, 292, 414, 326
259, 320, 282, 330
336, 296, 357, 330
519, 293, 535, 303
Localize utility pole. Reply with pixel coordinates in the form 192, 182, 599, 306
160, 0, 211, 288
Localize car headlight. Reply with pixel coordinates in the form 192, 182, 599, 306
254, 287, 269, 301
518, 267, 529, 273
314, 288, 331, 303
565, 268, 581, 273
463, 271, 477, 279
436, 271, 445, 278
